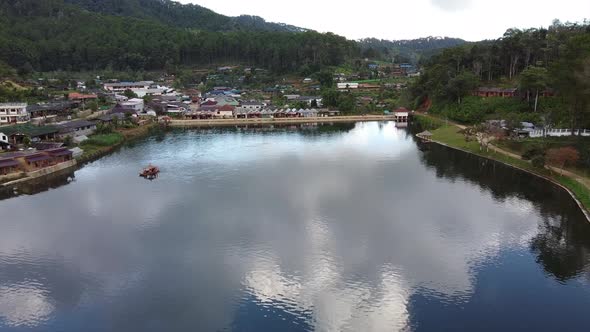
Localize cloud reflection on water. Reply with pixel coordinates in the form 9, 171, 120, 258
0, 122, 582, 331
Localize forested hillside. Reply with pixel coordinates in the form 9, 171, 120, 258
0, 0, 356, 73
63, 0, 306, 32
410, 21, 590, 129
358, 37, 466, 63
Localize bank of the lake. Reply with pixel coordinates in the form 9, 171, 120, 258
414, 114, 590, 220
167, 115, 397, 127
76, 123, 159, 164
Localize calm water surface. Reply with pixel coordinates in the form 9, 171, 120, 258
1, 122, 590, 331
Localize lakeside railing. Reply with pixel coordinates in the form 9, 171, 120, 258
529, 129, 590, 138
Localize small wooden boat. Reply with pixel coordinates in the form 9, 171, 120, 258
139, 164, 160, 179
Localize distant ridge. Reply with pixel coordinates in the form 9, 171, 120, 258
63, 0, 308, 32
358, 37, 467, 62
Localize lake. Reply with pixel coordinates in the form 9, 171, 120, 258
1, 121, 590, 331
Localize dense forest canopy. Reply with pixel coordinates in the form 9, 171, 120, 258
410, 20, 590, 128
62, 0, 307, 32
0, 0, 356, 73
358, 37, 466, 63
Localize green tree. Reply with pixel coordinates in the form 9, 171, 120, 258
123, 89, 138, 99
447, 71, 478, 104
519, 66, 548, 112
315, 70, 334, 89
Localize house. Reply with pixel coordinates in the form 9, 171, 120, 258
0, 148, 73, 174
27, 102, 77, 120
0, 124, 59, 145
393, 107, 410, 122
97, 113, 125, 124
318, 109, 341, 117
103, 81, 153, 92
474, 87, 518, 98
337, 83, 359, 90
0, 131, 10, 150
237, 101, 265, 114
214, 105, 235, 118
284, 94, 301, 100
130, 88, 166, 98
68, 92, 98, 102
31, 142, 64, 151
295, 96, 323, 107
0, 103, 29, 125
120, 98, 144, 112
299, 109, 319, 118
0, 155, 20, 175
57, 120, 97, 138
214, 96, 239, 107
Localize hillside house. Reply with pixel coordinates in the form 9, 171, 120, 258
337, 82, 359, 90
0, 103, 29, 125
68, 92, 98, 102
474, 87, 518, 98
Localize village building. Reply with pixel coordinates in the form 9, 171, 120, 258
0, 103, 30, 125
68, 92, 98, 102
97, 113, 125, 124
56, 120, 97, 138
393, 107, 410, 123
0, 124, 59, 145
120, 98, 145, 112
103, 81, 153, 92
474, 87, 518, 98
318, 109, 341, 117
0, 131, 10, 150
0, 148, 73, 176
0, 155, 20, 175
236, 101, 265, 114
27, 101, 77, 121
213, 96, 239, 107
337, 82, 359, 90
284, 94, 301, 100
295, 96, 323, 107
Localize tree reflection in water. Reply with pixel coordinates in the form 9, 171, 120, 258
419, 144, 590, 282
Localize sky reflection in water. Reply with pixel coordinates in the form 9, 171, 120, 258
0, 122, 589, 331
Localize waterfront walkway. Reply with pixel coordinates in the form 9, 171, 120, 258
167, 115, 397, 127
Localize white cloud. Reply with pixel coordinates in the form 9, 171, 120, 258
178, 0, 589, 41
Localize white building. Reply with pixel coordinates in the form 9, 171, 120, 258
0, 103, 29, 125
103, 81, 153, 92
131, 88, 166, 98
237, 101, 265, 114
120, 98, 145, 112
337, 82, 359, 89
0, 131, 9, 149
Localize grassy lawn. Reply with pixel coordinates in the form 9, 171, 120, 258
80, 133, 124, 157
82, 133, 124, 146
558, 176, 590, 209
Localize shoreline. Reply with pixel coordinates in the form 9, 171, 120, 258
0, 123, 158, 189
430, 139, 590, 223
167, 115, 397, 127
414, 114, 590, 223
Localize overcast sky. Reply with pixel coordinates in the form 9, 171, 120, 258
177, 0, 589, 41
